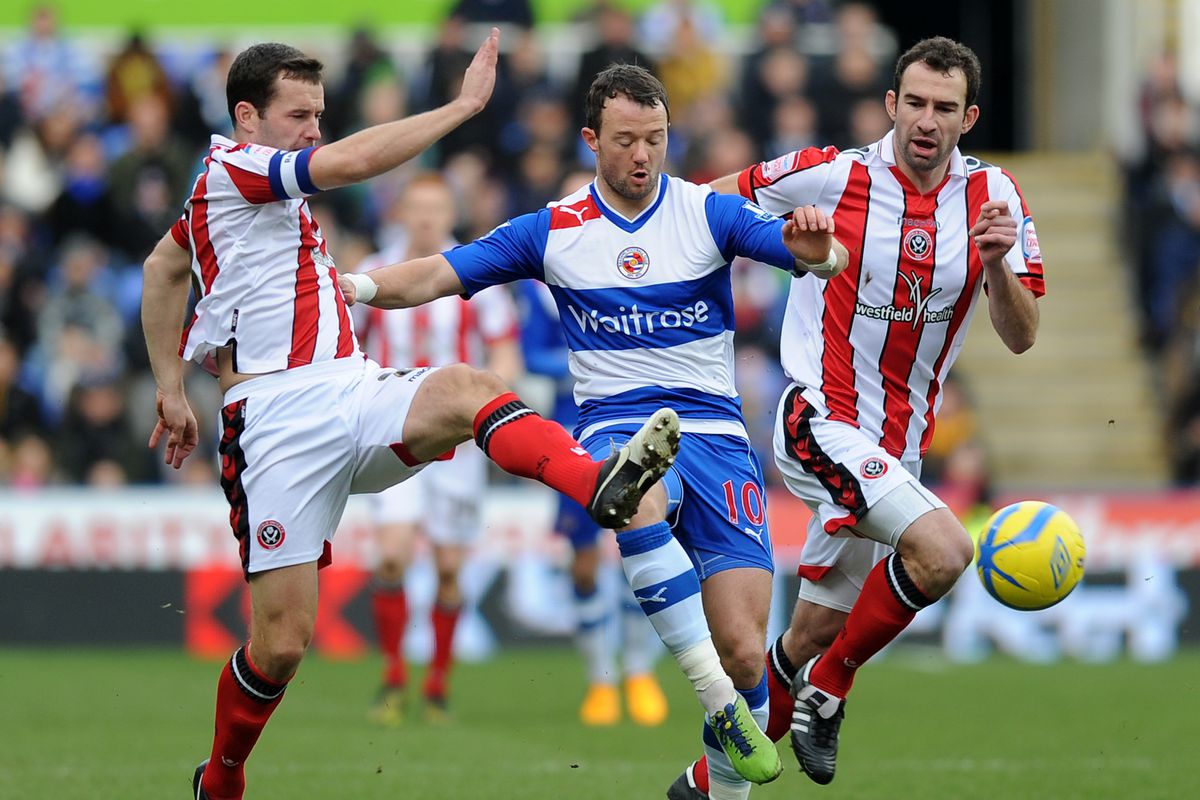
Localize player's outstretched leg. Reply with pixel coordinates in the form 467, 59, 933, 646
585, 407, 680, 527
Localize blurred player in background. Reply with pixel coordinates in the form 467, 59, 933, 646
355, 174, 523, 724
141, 32, 679, 800
516, 266, 667, 728
671, 36, 1043, 798
339, 64, 848, 798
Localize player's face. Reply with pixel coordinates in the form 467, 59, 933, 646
584, 95, 668, 209
253, 76, 324, 151
886, 62, 979, 180
400, 182, 456, 254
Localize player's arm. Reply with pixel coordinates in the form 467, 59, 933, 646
141, 230, 199, 469
307, 29, 498, 190
340, 254, 466, 309
707, 193, 847, 280
972, 198, 1039, 353
342, 211, 548, 308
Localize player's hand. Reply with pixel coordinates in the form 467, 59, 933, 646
148, 388, 198, 470
457, 27, 500, 115
337, 272, 359, 306
970, 199, 1018, 266
784, 205, 843, 277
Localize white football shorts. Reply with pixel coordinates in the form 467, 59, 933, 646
772, 384, 946, 611
218, 358, 440, 576
369, 443, 486, 545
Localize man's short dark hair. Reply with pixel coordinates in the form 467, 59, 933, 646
893, 36, 982, 107
585, 63, 670, 132
226, 43, 323, 124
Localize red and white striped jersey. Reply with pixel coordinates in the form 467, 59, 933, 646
354, 242, 518, 368
737, 130, 1045, 461
170, 135, 359, 374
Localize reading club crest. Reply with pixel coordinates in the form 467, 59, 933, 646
257, 520, 286, 550
617, 246, 650, 279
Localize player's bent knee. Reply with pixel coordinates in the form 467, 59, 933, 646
720, 640, 769, 688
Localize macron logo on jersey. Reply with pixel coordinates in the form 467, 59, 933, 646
565, 300, 710, 337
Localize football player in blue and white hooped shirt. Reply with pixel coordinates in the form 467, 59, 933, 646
341, 64, 849, 795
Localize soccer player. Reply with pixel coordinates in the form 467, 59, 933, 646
140, 33, 680, 800
356, 174, 523, 724
516, 278, 668, 727
668, 36, 1043, 798
338, 64, 848, 797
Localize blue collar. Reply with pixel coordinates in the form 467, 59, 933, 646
589, 175, 669, 233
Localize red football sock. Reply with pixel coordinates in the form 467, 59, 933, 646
811, 552, 930, 698
423, 604, 461, 700
691, 758, 710, 795
371, 583, 408, 687
472, 393, 600, 508
202, 646, 287, 800
764, 653, 794, 742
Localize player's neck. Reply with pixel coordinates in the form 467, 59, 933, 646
594, 178, 656, 219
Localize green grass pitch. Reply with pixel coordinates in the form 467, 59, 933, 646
0, 647, 1193, 799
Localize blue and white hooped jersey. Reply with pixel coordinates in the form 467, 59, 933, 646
445, 174, 797, 437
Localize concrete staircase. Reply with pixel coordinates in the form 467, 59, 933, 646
951, 151, 1169, 491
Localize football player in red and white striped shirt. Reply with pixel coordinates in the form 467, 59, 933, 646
141, 34, 680, 800
672, 37, 1043, 798
354, 174, 523, 724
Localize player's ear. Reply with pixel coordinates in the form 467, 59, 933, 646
884, 90, 898, 122
234, 100, 260, 135
961, 104, 980, 134
581, 126, 600, 155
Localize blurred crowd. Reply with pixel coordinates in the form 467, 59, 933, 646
0, 0, 928, 490
1122, 50, 1200, 484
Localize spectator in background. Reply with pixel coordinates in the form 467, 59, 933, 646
769, 0, 834, 27
738, 6, 798, 150
175, 48, 234, 146
639, 0, 724, 53
767, 94, 819, 158
323, 27, 398, 141
0, 205, 47, 356
104, 31, 174, 126
657, 16, 728, 129
450, 0, 534, 28
2, 104, 81, 214
806, 3, 892, 145
46, 131, 116, 248
35, 236, 124, 419
55, 372, 147, 485
412, 15, 503, 165
106, 94, 197, 259
572, 2, 655, 128
7, 432, 55, 488
745, 46, 811, 153
3, 3, 98, 122
0, 333, 45, 444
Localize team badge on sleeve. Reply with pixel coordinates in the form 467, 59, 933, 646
740, 200, 776, 222
617, 246, 650, 279
761, 153, 799, 182
860, 458, 887, 479
256, 520, 286, 550
1021, 216, 1042, 264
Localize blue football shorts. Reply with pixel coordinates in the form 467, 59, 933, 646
580, 425, 774, 580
